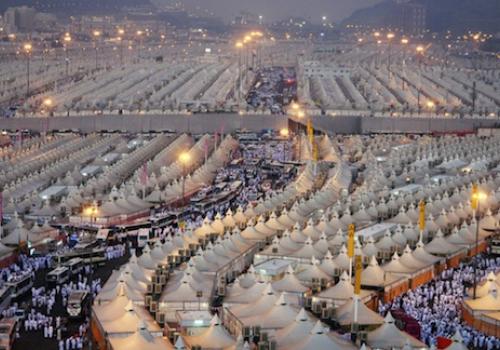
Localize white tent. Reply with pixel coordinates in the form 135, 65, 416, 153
184, 315, 236, 349
334, 297, 384, 326
109, 322, 173, 350
287, 321, 356, 350
367, 312, 427, 349
467, 272, 497, 298
272, 265, 308, 294
273, 308, 315, 347
238, 293, 300, 329
99, 303, 160, 335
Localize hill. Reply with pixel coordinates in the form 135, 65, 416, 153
343, 0, 500, 34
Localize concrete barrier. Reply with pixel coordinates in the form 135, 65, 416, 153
290, 115, 500, 134
0, 114, 288, 134
2, 113, 500, 135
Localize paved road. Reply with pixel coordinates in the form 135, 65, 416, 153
13, 251, 130, 350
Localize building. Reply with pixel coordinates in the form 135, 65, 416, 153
3, 8, 17, 33
4, 6, 37, 33
34, 13, 57, 32
399, 1, 426, 36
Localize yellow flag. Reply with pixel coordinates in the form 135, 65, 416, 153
471, 184, 478, 210
312, 142, 319, 162
307, 119, 314, 145
347, 224, 355, 258
418, 201, 425, 231
179, 221, 186, 230
354, 255, 362, 295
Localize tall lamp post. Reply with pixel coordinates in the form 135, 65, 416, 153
416, 45, 425, 115
83, 201, 98, 350
179, 152, 191, 206
296, 109, 306, 162
471, 187, 487, 299
401, 38, 409, 91
136, 30, 143, 62
373, 32, 381, 69
279, 128, 289, 162
386, 33, 395, 81
92, 30, 101, 70
235, 41, 244, 107
43, 98, 53, 116
117, 28, 125, 66
243, 35, 252, 89
63, 33, 72, 78
23, 43, 32, 99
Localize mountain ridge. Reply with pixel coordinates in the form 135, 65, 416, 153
343, 0, 500, 33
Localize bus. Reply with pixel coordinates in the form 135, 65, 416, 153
137, 228, 151, 248
46, 267, 70, 285
489, 234, 500, 256
0, 319, 16, 350
55, 247, 106, 265
0, 287, 13, 316
67, 290, 90, 319
63, 258, 84, 276
5, 274, 33, 299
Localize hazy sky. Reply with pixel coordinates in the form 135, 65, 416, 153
167, 0, 383, 23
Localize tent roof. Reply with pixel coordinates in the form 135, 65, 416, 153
367, 312, 427, 349
184, 315, 236, 349
109, 328, 174, 350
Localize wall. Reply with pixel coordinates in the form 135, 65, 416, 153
2, 113, 500, 135
290, 115, 500, 134
0, 114, 288, 134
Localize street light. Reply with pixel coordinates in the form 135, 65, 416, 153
83, 201, 97, 350
471, 189, 487, 299
63, 34, 72, 77
23, 43, 32, 99
279, 128, 289, 162
136, 30, 143, 61
179, 152, 191, 206
235, 41, 244, 106
400, 38, 409, 90
43, 98, 53, 116
117, 28, 125, 65
416, 46, 425, 115
387, 33, 395, 80
43, 98, 53, 108
92, 30, 101, 70
296, 110, 306, 162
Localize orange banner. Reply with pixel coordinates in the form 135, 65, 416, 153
354, 255, 362, 294
348, 224, 355, 258
418, 201, 425, 231
471, 184, 478, 210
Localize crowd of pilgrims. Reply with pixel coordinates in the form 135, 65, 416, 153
155, 141, 297, 229
0, 254, 51, 288
379, 254, 500, 350
0, 241, 127, 349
